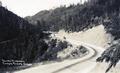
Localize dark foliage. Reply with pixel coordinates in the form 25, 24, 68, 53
0, 6, 49, 67
70, 46, 88, 58
25, 3, 102, 32
97, 41, 120, 73
26, 0, 120, 72
40, 39, 69, 61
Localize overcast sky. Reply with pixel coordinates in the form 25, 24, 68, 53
1, 0, 87, 17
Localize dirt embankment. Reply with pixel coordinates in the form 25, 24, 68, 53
55, 25, 113, 48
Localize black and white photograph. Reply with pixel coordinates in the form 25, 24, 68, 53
0, 0, 120, 73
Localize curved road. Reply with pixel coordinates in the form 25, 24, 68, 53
14, 38, 105, 73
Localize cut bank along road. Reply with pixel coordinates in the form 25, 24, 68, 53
14, 38, 104, 73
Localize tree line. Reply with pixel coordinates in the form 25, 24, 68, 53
26, 0, 120, 72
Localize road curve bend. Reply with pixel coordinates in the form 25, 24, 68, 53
14, 41, 103, 73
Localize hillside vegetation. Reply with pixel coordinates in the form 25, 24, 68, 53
0, 6, 49, 67
0, 6, 87, 71
25, 0, 120, 40
25, 0, 120, 72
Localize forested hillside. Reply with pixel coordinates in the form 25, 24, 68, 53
25, 0, 120, 36
0, 6, 82, 70
0, 6, 49, 67
25, 0, 120, 72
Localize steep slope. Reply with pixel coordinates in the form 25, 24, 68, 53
25, 0, 120, 33
55, 25, 113, 48
0, 6, 42, 41
25, 0, 120, 40
25, 0, 120, 72
0, 6, 48, 67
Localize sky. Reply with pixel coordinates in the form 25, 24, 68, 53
1, 0, 87, 17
